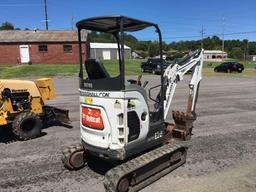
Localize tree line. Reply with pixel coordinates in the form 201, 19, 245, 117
170, 36, 256, 59
88, 32, 256, 59
1, 21, 255, 59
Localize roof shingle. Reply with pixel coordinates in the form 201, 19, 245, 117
0, 30, 87, 43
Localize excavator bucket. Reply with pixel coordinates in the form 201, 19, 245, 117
171, 111, 195, 140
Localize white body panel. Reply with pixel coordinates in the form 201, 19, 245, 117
80, 90, 126, 150
124, 90, 149, 144
80, 88, 149, 151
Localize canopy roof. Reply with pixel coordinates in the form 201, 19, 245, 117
76, 15, 157, 33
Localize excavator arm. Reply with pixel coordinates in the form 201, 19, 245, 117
163, 49, 204, 140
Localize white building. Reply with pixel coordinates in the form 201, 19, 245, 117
90, 43, 131, 60
203, 50, 228, 61
249, 55, 256, 62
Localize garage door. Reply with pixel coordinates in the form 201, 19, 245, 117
103, 50, 111, 60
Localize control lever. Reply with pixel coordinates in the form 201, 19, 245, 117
142, 81, 149, 88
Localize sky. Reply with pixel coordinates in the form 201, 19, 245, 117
0, 0, 256, 42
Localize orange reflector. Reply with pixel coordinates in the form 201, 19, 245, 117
82, 107, 104, 130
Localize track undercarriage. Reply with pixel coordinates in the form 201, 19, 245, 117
62, 142, 186, 192
61, 115, 193, 192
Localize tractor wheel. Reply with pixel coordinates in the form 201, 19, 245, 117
12, 112, 42, 140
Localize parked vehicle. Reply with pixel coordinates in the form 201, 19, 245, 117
141, 58, 169, 74
214, 62, 244, 73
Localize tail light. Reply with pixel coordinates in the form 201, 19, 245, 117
82, 107, 104, 130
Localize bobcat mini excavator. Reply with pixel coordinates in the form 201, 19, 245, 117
62, 16, 204, 192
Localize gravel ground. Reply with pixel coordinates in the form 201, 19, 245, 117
0, 75, 255, 192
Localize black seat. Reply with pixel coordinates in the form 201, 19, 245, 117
85, 59, 110, 79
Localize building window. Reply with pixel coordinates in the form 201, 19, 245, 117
38, 45, 48, 52
63, 44, 72, 53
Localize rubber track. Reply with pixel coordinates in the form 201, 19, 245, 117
61, 143, 85, 170
104, 142, 187, 192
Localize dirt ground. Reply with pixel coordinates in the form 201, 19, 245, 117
0, 76, 255, 192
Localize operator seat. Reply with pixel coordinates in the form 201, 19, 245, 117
85, 59, 110, 79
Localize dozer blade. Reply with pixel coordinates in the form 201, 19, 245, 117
43, 105, 70, 124
104, 142, 187, 192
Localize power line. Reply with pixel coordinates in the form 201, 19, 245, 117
135, 30, 256, 42
0, 4, 43, 7
165, 30, 256, 40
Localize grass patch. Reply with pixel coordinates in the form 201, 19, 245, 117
0, 59, 255, 79
102, 59, 142, 76
0, 64, 79, 79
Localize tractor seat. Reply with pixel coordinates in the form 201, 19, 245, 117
85, 59, 110, 79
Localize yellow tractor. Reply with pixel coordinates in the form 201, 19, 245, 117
0, 78, 69, 140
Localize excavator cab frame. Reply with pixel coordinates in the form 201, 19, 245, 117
77, 15, 165, 121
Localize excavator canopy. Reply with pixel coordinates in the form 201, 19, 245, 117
76, 15, 157, 33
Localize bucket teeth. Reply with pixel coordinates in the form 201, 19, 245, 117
172, 111, 188, 121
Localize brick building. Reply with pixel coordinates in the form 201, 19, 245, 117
0, 30, 86, 64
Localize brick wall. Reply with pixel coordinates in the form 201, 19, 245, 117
0, 44, 20, 64
0, 42, 86, 65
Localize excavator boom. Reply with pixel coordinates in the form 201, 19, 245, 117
164, 49, 204, 119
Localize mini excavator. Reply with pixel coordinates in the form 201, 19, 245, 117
62, 16, 203, 192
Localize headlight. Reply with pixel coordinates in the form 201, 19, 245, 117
157, 65, 160, 68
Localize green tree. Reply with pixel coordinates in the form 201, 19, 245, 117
0, 22, 14, 30
229, 47, 243, 59
148, 41, 160, 57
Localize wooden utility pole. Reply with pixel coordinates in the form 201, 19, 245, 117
222, 17, 225, 60
245, 40, 249, 65
44, 0, 49, 30
200, 25, 205, 49
71, 15, 74, 30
